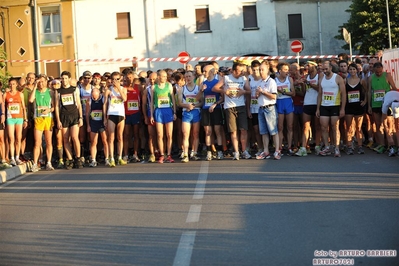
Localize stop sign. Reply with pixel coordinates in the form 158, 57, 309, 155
290, 40, 303, 53
178, 51, 190, 64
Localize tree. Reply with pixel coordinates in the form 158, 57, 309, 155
0, 47, 11, 92
335, 0, 399, 55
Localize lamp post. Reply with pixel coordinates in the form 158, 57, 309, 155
386, 0, 392, 49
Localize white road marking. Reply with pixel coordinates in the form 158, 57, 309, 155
186, 205, 202, 223
172, 231, 196, 266
193, 161, 209, 199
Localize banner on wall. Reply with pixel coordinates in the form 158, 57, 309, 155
382, 48, 399, 88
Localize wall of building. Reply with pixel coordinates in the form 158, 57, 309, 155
274, 0, 351, 57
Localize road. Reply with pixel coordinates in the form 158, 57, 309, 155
0, 152, 398, 266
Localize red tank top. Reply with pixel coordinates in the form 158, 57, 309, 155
124, 84, 141, 115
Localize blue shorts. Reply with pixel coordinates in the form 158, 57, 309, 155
154, 108, 173, 124
293, 105, 303, 115
258, 105, 278, 135
182, 109, 201, 124
125, 112, 141, 126
276, 98, 294, 115
90, 120, 105, 133
7, 118, 23, 126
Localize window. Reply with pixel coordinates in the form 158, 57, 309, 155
45, 62, 61, 78
243, 4, 258, 29
288, 14, 303, 39
116, 12, 131, 38
40, 6, 62, 45
163, 9, 177, 19
195, 7, 210, 32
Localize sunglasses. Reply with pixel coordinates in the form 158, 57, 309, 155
113, 78, 121, 81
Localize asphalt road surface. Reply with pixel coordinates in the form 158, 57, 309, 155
0, 151, 398, 266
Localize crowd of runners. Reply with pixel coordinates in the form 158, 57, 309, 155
0, 52, 398, 170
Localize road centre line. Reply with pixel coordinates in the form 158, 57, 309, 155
186, 205, 202, 223
172, 231, 197, 266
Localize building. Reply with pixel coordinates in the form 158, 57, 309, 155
0, 0, 351, 79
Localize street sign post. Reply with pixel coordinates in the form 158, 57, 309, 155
178, 51, 190, 65
290, 40, 303, 64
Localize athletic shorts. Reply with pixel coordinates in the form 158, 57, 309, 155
182, 109, 201, 124
108, 115, 124, 125
90, 120, 105, 133
303, 105, 317, 116
224, 106, 248, 133
125, 112, 141, 126
258, 105, 278, 135
392, 102, 399, 119
154, 107, 173, 124
251, 113, 259, 126
276, 98, 294, 115
345, 104, 365, 116
34, 117, 53, 131
319, 105, 340, 117
6, 118, 23, 126
60, 112, 79, 128
201, 108, 224, 126
293, 105, 303, 115
372, 107, 382, 114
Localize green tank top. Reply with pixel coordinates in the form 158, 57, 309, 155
35, 88, 52, 117
371, 72, 391, 108
153, 83, 172, 109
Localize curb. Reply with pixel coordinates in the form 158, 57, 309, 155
0, 161, 33, 184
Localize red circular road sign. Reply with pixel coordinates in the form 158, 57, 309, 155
290, 40, 303, 53
178, 51, 190, 64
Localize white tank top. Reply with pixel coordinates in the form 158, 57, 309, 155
321, 73, 341, 106
249, 75, 261, 114
107, 86, 125, 116
223, 74, 246, 109
276, 76, 292, 100
303, 74, 319, 105
182, 84, 200, 112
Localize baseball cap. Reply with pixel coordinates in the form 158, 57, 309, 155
82, 70, 92, 77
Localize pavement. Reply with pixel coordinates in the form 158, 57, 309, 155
0, 160, 32, 184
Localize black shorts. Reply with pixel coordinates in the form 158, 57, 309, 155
90, 120, 105, 133
345, 104, 365, 116
319, 105, 340, 117
251, 113, 259, 126
303, 105, 317, 116
108, 115, 124, 125
201, 108, 224, 126
60, 112, 79, 128
372, 107, 382, 114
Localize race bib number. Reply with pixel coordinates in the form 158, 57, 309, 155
204, 95, 216, 107
323, 91, 335, 104
61, 93, 74, 105
127, 100, 139, 111
37, 106, 48, 117
185, 95, 196, 104
373, 90, 385, 102
348, 91, 360, 103
90, 110, 102, 121
251, 96, 258, 106
278, 85, 289, 93
158, 96, 170, 108
8, 103, 20, 114
81, 96, 90, 106
111, 97, 123, 105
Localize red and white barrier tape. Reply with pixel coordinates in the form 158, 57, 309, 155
0, 55, 370, 63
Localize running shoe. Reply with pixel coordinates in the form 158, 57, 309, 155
181, 155, 189, 163
256, 152, 271, 160
314, 146, 321, 155
57, 160, 64, 169
165, 155, 174, 163
255, 149, 263, 157
158, 155, 165, 164
334, 148, 341, 157
31, 164, 39, 172
346, 147, 354, 155
273, 150, 281, 160
118, 157, 127, 165
9, 159, 16, 167
376, 145, 386, 154
373, 144, 383, 152
319, 146, 332, 156
109, 158, 116, 167
206, 151, 212, 161
388, 146, 397, 157
148, 154, 156, 163
232, 152, 240, 161
295, 147, 307, 157
190, 152, 201, 161
65, 159, 73, 170
89, 160, 97, 167
357, 146, 365, 154
16, 158, 23, 165
105, 158, 110, 166
217, 151, 224, 160
241, 150, 252, 159
366, 140, 374, 149
46, 163, 54, 171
